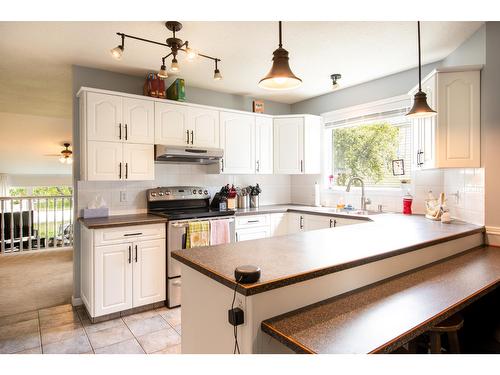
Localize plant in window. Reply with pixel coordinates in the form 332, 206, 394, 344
333, 123, 399, 186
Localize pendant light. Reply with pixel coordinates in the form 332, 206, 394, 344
406, 21, 437, 118
59, 143, 73, 164
259, 21, 302, 90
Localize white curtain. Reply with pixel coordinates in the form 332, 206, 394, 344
0, 174, 10, 197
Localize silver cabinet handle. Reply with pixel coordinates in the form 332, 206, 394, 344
221, 159, 224, 172
134, 245, 138, 263
125, 163, 128, 179
186, 130, 190, 144
256, 160, 260, 172
124, 124, 128, 140
300, 160, 304, 173
299, 215, 304, 230
124, 232, 143, 237
190, 130, 194, 145
247, 220, 260, 223
330, 219, 337, 228
119, 162, 122, 179
128, 245, 131, 264
119, 123, 122, 140
235, 232, 239, 242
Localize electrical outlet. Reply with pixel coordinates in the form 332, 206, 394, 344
120, 191, 127, 202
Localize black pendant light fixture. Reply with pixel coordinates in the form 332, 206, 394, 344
406, 21, 437, 118
111, 21, 222, 81
259, 21, 302, 90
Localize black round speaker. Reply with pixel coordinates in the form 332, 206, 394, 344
234, 265, 261, 284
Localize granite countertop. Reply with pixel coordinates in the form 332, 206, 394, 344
261, 246, 500, 354
79, 213, 168, 229
172, 213, 484, 296
234, 204, 372, 221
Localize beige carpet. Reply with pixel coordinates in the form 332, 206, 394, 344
0, 248, 73, 317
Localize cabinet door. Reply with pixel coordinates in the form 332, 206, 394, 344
95, 243, 133, 317
123, 98, 154, 144
155, 102, 190, 146
436, 71, 480, 168
270, 213, 288, 237
220, 112, 255, 174
86, 92, 123, 142
274, 117, 304, 174
236, 226, 270, 242
189, 107, 220, 148
304, 214, 332, 231
132, 239, 166, 307
255, 117, 274, 174
87, 141, 123, 181
287, 213, 305, 234
303, 116, 322, 174
123, 144, 154, 181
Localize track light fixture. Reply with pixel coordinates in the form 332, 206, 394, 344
110, 34, 125, 60
213, 60, 222, 81
330, 74, 341, 90
112, 21, 222, 80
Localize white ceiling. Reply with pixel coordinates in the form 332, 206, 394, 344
0, 21, 483, 106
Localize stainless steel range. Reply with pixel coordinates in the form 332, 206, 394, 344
147, 186, 235, 308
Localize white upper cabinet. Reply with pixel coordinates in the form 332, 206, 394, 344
86, 92, 123, 142
87, 141, 123, 181
273, 115, 321, 174
123, 98, 154, 143
274, 117, 304, 174
189, 107, 220, 148
123, 144, 155, 181
155, 102, 190, 146
220, 111, 255, 174
255, 116, 274, 174
410, 67, 481, 169
155, 102, 220, 148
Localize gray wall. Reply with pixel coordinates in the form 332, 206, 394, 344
290, 62, 441, 115
72, 65, 291, 116
442, 25, 486, 67
483, 22, 500, 228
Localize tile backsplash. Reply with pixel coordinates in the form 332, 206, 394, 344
291, 168, 484, 225
77, 164, 291, 215
78, 164, 484, 225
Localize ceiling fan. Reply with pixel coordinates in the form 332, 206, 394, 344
44, 143, 73, 164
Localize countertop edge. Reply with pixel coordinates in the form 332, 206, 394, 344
260, 247, 499, 354
78, 215, 169, 229
172, 226, 485, 296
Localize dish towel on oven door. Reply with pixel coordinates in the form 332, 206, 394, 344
186, 221, 210, 248
210, 219, 231, 246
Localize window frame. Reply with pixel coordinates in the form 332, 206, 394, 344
320, 95, 412, 192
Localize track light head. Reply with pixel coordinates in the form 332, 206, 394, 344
158, 64, 168, 79
110, 45, 124, 60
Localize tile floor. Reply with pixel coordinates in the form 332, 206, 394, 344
0, 303, 181, 354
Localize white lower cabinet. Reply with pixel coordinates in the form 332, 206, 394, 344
81, 224, 166, 318
94, 242, 133, 316
235, 214, 271, 242
287, 213, 305, 234
270, 213, 288, 237
304, 214, 334, 231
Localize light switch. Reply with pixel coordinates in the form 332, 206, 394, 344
120, 191, 127, 202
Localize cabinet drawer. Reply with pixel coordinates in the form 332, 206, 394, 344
236, 226, 270, 242
235, 214, 270, 229
94, 224, 165, 246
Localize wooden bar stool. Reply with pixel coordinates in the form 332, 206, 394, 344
429, 314, 464, 354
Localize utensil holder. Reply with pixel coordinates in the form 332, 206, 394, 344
238, 195, 249, 209
250, 195, 259, 208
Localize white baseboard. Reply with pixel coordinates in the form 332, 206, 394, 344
485, 226, 500, 247
71, 296, 83, 306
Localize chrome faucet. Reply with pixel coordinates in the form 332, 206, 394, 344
346, 176, 368, 211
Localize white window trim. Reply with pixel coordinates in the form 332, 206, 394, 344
320, 95, 412, 192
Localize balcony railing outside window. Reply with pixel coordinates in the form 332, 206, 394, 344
0, 195, 73, 253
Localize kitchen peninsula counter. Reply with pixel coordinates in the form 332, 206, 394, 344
173, 213, 484, 354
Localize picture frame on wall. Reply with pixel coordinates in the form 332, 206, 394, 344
253, 100, 264, 113
392, 159, 405, 176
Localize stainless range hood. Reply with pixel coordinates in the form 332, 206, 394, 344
155, 144, 223, 165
